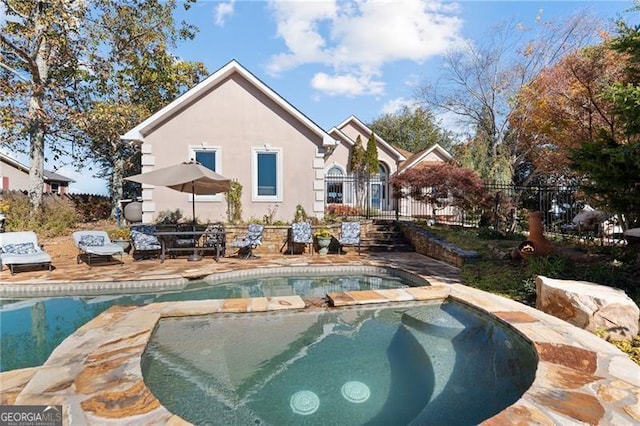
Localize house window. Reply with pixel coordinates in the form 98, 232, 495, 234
326, 166, 343, 204
195, 150, 216, 172
50, 183, 60, 194
190, 147, 221, 200
252, 147, 282, 201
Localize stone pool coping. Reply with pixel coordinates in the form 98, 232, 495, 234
2, 280, 639, 425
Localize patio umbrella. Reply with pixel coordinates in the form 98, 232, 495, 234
125, 160, 231, 260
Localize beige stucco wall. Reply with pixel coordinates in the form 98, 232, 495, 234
139, 74, 325, 223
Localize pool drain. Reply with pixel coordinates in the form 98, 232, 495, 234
290, 390, 320, 415
341, 381, 370, 403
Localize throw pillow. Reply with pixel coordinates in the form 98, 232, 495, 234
79, 234, 105, 247
3, 242, 37, 254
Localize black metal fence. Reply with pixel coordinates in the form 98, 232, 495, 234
323, 176, 593, 233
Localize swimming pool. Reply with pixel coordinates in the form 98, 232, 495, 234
0, 270, 418, 372
142, 301, 537, 425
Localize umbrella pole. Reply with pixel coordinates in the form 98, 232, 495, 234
188, 181, 202, 262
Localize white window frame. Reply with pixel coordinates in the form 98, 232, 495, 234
189, 145, 222, 202
251, 146, 283, 202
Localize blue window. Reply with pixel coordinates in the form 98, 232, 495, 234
257, 152, 277, 196
195, 150, 216, 172
191, 148, 221, 200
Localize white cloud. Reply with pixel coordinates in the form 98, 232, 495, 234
267, 0, 465, 97
311, 71, 384, 97
380, 97, 419, 115
214, 0, 235, 27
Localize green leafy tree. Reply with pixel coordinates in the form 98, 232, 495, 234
348, 135, 367, 209
369, 106, 453, 153
80, 0, 207, 208
0, 0, 89, 215
365, 132, 379, 176
0, 0, 206, 216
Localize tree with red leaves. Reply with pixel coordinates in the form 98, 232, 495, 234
391, 163, 490, 214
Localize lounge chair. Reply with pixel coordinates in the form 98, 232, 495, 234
72, 230, 124, 266
338, 221, 361, 255
130, 224, 162, 261
0, 231, 52, 275
230, 223, 264, 259
289, 221, 313, 255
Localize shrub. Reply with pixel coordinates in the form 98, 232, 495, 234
293, 204, 308, 222
157, 209, 183, 224
325, 204, 361, 218
225, 181, 243, 223
3, 192, 79, 237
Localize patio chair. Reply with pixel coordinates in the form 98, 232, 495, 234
174, 222, 198, 251
0, 231, 52, 275
130, 224, 162, 261
338, 221, 361, 255
72, 230, 124, 266
289, 221, 313, 255
202, 222, 226, 260
230, 223, 264, 259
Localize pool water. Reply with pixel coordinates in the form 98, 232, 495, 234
142, 301, 537, 425
0, 274, 408, 372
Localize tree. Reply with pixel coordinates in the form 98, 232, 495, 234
571, 134, 640, 228
0, 0, 206, 215
365, 132, 379, 176
390, 163, 489, 214
348, 135, 367, 209
570, 6, 640, 229
454, 105, 512, 182
80, 0, 207, 207
369, 106, 454, 153
510, 43, 626, 181
416, 11, 605, 184
0, 0, 89, 215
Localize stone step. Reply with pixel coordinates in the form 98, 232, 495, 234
362, 243, 414, 252
360, 220, 413, 253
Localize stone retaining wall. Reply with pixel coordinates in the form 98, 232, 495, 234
224, 221, 375, 255
397, 222, 479, 267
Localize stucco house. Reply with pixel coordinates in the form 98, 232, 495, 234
121, 60, 452, 224
0, 153, 74, 194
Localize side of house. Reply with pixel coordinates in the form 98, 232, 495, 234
0, 153, 74, 194
122, 60, 453, 224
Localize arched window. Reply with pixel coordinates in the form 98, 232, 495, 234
326, 166, 344, 204
378, 164, 387, 179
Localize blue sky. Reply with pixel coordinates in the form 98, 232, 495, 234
2, 0, 637, 194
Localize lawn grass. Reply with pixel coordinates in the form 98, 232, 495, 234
425, 224, 640, 365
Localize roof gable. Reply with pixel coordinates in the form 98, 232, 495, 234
398, 143, 453, 172
121, 60, 334, 146
336, 115, 406, 162
1, 153, 73, 182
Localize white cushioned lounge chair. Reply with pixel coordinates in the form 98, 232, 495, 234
73, 230, 124, 266
0, 231, 53, 275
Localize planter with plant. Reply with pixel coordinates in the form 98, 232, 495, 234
314, 228, 332, 255
108, 227, 131, 254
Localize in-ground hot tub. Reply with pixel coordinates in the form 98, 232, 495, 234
142, 299, 537, 425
